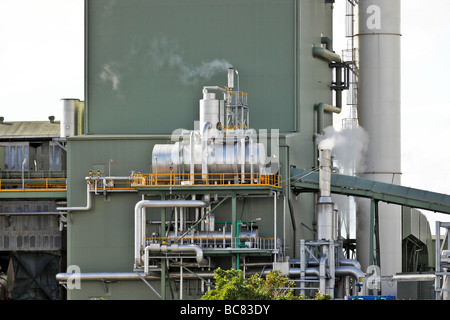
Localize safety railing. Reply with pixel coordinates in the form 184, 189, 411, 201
87, 176, 135, 192
0, 178, 66, 192
145, 236, 276, 251
133, 172, 282, 189
227, 90, 248, 106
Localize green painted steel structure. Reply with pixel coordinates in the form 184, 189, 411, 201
290, 168, 450, 214
65, 0, 335, 300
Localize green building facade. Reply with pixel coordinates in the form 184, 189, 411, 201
65, 0, 336, 300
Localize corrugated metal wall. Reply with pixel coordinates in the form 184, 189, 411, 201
65, 0, 334, 299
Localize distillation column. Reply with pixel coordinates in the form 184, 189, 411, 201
356, 0, 402, 295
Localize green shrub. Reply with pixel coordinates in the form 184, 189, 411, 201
201, 268, 304, 300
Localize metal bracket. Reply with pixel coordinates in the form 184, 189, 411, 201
329, 62, 350, 91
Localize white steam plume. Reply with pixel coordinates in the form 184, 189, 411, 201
100, 62, 121, 91
316, 126, 369, 174
148, 36, 233, 85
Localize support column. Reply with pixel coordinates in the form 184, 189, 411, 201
369, 199, 381, 295
231, 192, 237, 269
161, 194, 166, 300
369, 199, 381, 269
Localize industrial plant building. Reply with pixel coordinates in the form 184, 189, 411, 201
1, 0, 450, 301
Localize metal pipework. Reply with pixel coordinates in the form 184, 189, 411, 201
57, 183, 91, 212
313, 37, 344, 135
144, 244, 206, 274
317, 149, 335, 241
166, 229, 259, 240
227, 67, 235, 89
152, 136, 267, 179
312, 46, 342, 64
134, 199, 208, 267
152, 69, 267, 184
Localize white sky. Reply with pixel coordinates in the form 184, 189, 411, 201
332, 0, 450, 234
0, 0, 84, 121
1, 0, 450, 234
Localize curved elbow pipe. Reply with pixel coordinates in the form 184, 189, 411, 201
143, 244, 206, 274
315, 102, 342, 135
313, 43, 343, 135
312, 46, 342, 63
338, 259, 362, 270
335, 266, 365, 281
147, 244, 205, 264
135, 200, 208, 267
57, 184, 91, 212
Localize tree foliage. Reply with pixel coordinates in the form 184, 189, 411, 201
201, 268, 302, 300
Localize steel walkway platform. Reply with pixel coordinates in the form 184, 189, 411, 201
290, 168, 450, 214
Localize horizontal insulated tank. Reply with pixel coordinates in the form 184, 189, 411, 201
152, 138, 267, 177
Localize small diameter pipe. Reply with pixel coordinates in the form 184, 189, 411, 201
57, 183, 91, 212
201, 122, 212, 181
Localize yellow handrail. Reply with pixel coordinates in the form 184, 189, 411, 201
134, 172, 282, 189
0, 178, 67, 192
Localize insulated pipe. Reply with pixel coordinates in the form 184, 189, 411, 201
338, 259, 362, 270
291, 258, 362, 271
134, 200, 208, 267
56, 265, 366, 283
57, 183, 91, 212
56, 272, 216, 282
317, 149, 335, 241
144, 244, 206, 274
201, 122, 212, 180
266, 266, 365, 282
312, 47, 342, 64
203, 86, 227, 94
315, 102, 342, 135
319, 253, 327, 294
313, 40, 343, 135
190, 131, 195, 184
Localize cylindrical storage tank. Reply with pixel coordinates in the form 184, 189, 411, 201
60, 99, 78, 138
356, 0, 401, 296
199, 93, 221, 130
151, 140, 267, 179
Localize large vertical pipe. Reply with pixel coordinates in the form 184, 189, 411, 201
356, 0, 401, 296
231, 193, 237, 269
317, 149, 334, 241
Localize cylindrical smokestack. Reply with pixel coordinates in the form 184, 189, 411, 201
356, 0, 401, 295
317, 149, 335, 241
227, 67, 235, 89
